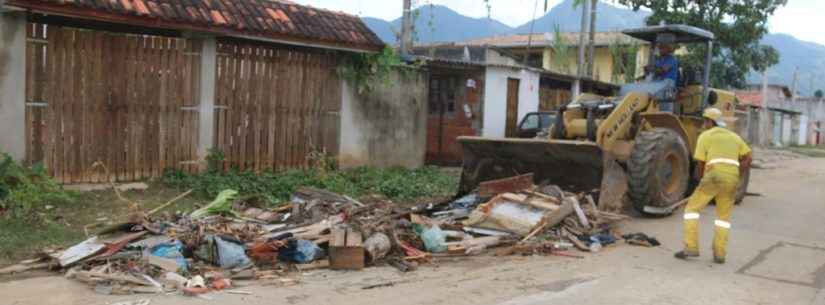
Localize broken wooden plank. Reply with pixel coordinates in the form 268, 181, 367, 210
571, 197, 591, 228
0, 262, 50, 275
479, 174, 534, 197
543, 197, 576, 229
296, 260, 330, 271
147, 255, 180, 273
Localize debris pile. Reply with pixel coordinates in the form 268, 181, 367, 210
2, 173, 657, 297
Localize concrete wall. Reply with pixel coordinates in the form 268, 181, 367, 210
482, 66, 540, 137
0, 12, 26, 160
340, 69, 428, 168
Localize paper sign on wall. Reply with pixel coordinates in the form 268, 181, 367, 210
466, 79, 476, 88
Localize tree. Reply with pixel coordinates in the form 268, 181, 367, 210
816, 90, 824, 99
617, 0, 787, 89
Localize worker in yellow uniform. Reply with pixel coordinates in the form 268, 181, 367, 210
675, 108, 752, 264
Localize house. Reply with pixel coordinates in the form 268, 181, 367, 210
460, 32, 650, 84
412, 45, 617, 164
733, 84, 818, 147
1, 0, 433, 183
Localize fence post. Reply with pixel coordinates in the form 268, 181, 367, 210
197, 37, 217, 169
0, 12, 26, 161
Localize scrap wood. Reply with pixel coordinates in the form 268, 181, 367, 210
479, 174, 535, 197
94, 231, 149, 259
295, 260, 330, 272
501, 193, 559, 211
274, 203, 294, 213
76, 271, 154, 286
571, 197, 591, 228
562, 228, 589, 252
0, 262, 50, 275
59, 236, 106, 267
147, 189, 193, 216
539, 197, 576, 232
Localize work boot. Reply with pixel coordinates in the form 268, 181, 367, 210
674, 250, 699, 260
713, 256, 726, 264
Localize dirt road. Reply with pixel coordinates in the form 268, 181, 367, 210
3, 158, 824, 305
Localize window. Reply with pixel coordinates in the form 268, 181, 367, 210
521, 113, 541, 130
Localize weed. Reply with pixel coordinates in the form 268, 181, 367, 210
0, 153, 77, 217
161, 166, 458, 205
0, 217, 84, 262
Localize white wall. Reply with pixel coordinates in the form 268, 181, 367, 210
340, 70, 428, 168
799, 115, 808, 145
0, 12, 26, 160
482, 66, 540, 138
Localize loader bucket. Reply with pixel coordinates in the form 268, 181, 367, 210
457, 136, 607, 195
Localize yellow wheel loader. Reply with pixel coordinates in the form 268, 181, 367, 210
457, 25, 749, 216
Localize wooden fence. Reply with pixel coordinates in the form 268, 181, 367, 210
214, 41, 341, 172
539, 88, 572, 111
24, 23, 202, 183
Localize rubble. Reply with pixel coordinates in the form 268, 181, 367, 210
5, 173, 653, 297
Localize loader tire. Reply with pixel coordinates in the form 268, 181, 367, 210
628, 128, 691, 215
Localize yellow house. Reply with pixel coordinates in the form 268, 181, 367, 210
462, 32, 651, 85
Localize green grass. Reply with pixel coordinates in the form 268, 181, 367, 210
161, 166, 460, 206
0, 184, 203, 265
0, 218, 85, 263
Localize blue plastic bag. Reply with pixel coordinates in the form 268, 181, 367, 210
278, 239, 324, 263
150, 241, 188, 272
420, 226, 447, 253
214, 236, 252, 269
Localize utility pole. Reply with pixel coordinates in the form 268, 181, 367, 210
791, 66, 799, 102
573, 0, 590, 97
587, 0, 597, 78
400, 0, 413, 56
761, 72, 768, 146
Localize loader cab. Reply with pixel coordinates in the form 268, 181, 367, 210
621, 24, 716, 111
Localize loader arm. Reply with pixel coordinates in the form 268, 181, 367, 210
595, 92, 650, 152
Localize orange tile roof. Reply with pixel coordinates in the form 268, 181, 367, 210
6, 0, 384, 51
460, 32, 645, 48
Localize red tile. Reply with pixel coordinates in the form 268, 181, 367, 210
210, 10, 226, 25
133, 0, 149, 15
8, 0, 384, 51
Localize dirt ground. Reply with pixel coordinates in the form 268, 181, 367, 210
3, 157, 825, 305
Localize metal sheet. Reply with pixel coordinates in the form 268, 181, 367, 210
457, 136, 604, 195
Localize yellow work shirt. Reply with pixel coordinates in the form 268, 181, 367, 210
694, 127, 752, 176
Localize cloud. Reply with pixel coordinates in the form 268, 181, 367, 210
769, 0, 825, 45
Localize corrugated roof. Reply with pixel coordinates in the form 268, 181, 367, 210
5, 0, 384, 52
460, 32, 646, 48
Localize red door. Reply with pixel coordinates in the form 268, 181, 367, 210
426, 75, 481, 165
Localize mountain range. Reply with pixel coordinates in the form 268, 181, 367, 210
362, 0, 824, 96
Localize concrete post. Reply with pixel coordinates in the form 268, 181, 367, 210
197, 37, 217, 165
0, 12, 26, 161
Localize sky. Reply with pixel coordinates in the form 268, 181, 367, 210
291, 0, 825, 46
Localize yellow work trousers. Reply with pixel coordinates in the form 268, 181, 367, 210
683, 170, 738, 258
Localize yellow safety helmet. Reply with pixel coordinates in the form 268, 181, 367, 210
702, 108, 726, 127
